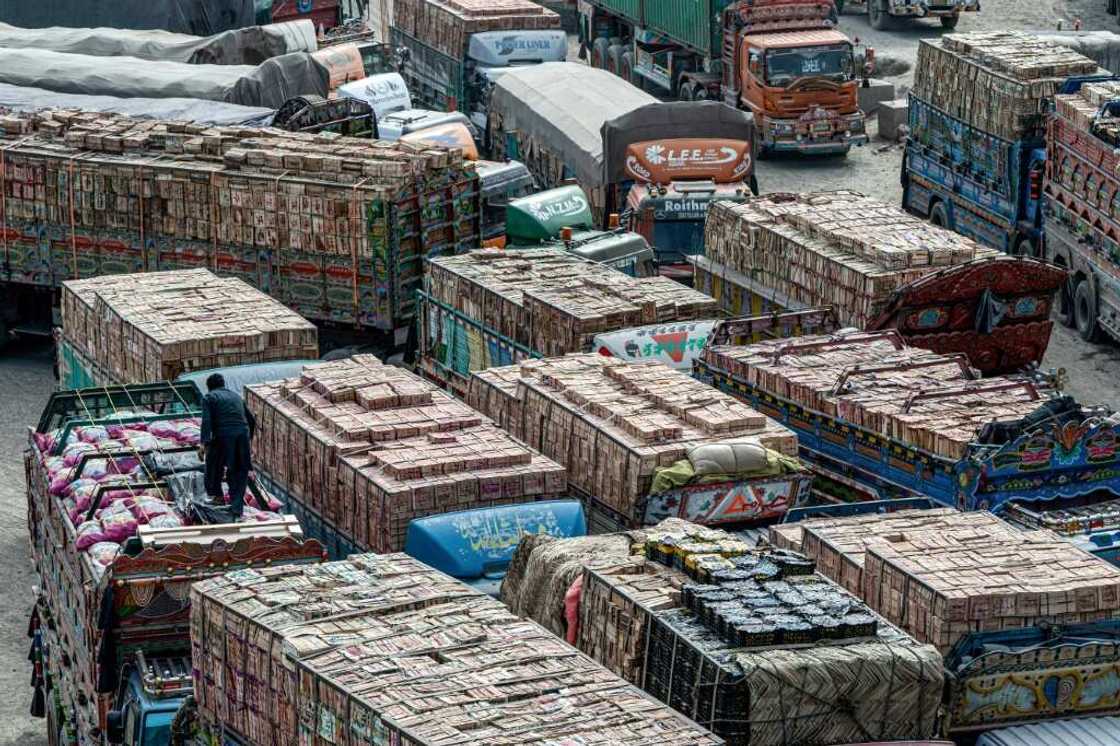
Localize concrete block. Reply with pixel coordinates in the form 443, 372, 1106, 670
858, 79, 897, 115
878, 98, 909, 141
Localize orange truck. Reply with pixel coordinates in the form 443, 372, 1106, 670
579, 0, 870, 156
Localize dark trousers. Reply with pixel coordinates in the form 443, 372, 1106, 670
205, 433, 251, 518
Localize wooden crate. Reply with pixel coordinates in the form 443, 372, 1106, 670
245, 354, 568, 552
61, 269, 318, 383
467, 354, 797, 520
190, 553, 724, 745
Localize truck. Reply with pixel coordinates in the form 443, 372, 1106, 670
390, 117, 538, 244
695, 309, 1120, 552
488, 64, 758, 277
770, 504, 1120, 732
501, 185, 658, 277
902, 34, 1107, 257
578, 0, 871, 156
25, 383, 325, 745
837, 0, 977, 30
697, 192, 1069, 376
1043, 78, 1120, 344
390, 0, 567, 129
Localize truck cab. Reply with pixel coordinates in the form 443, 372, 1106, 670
504, 185, 658, 277
627, 179, 753, 282
737, 29, 867, 154
106, 653, 191, 746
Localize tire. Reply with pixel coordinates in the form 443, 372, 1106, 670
620, 51, 635, 84
1057, 278, 1076, 328
607, 44, 624, 76
1075, 278, 1101, 342
1012, 235, 1037, 258
940, 14, 960, 28
869, 2, 893, 29
591, 37, 610, 69
929, 200, 949, 228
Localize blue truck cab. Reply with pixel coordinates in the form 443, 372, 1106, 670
405, 500, 587, 596
106, 653, 191, 746
903, 76, 1114, 255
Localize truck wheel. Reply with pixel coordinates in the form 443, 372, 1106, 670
1013, 235, 1038, 258
607, 44, 624, 76
928, 201, 949, 228
1075, 279, 1101, 342
591, 37, 610, 70
1057, 280, 1076, 328
940, 14, 960, 28
620, 51, 635, 84
869, 3, 894, 29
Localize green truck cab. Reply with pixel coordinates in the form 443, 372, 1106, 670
504, 186, 657, 277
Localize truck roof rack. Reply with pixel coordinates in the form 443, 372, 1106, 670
135, 650, 193, 700
36, 382, 202, 435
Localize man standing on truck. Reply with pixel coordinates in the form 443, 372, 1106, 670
199, 373, 256, 520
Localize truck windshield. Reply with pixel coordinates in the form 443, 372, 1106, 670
143, 711, 174, 746
766, 45, 853, 86
651, 220, 706, 265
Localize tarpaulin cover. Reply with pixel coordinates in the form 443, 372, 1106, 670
488, 62, 657, 188
601, 101, 756, 184
0, 83, 275, 126
1032, 31, 1120, 76
0, 0, 255, 35
0, 20, 317, 65
0, 48, 329, 108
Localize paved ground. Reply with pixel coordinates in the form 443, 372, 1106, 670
4, 6, 1120, 745
0, 339, 61, 746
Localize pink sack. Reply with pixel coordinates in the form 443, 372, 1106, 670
75, 520, 107, 551
87, 541, 121, 567
563, 575, 584, 645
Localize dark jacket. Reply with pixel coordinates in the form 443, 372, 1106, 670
200, 387, 256, 444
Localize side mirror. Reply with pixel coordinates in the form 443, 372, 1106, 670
106, 710, 125, 744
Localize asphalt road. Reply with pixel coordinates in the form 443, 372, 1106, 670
4, 6, 1120, 745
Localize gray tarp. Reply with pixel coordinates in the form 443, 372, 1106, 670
601, 101, 756, 184
488, 62, 657, 189
0, 0, 255, 35
0, 48, 329, 108
0, 21, 317, 65
1031, 31, 1120, 76
0, 84, 275, 125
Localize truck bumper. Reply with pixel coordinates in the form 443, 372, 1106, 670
896, 1, 978, 14
766, 133, 868, 155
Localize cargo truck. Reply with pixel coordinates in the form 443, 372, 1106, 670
488, 64, 757, 277
390, 0, 566, 128
579, 0, 870, 156
1044, 78, 1120, 345
500, 185, 658, 277
837, 0, 977, 30
696, 311, 1120, 550
25, 383, 325, 746
901, 34, 1102, 256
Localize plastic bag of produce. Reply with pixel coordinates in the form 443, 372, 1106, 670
75, 520, 107, 550
87, 541, 121, 569
148, 513, 184, 529
100, 509, 139, 543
